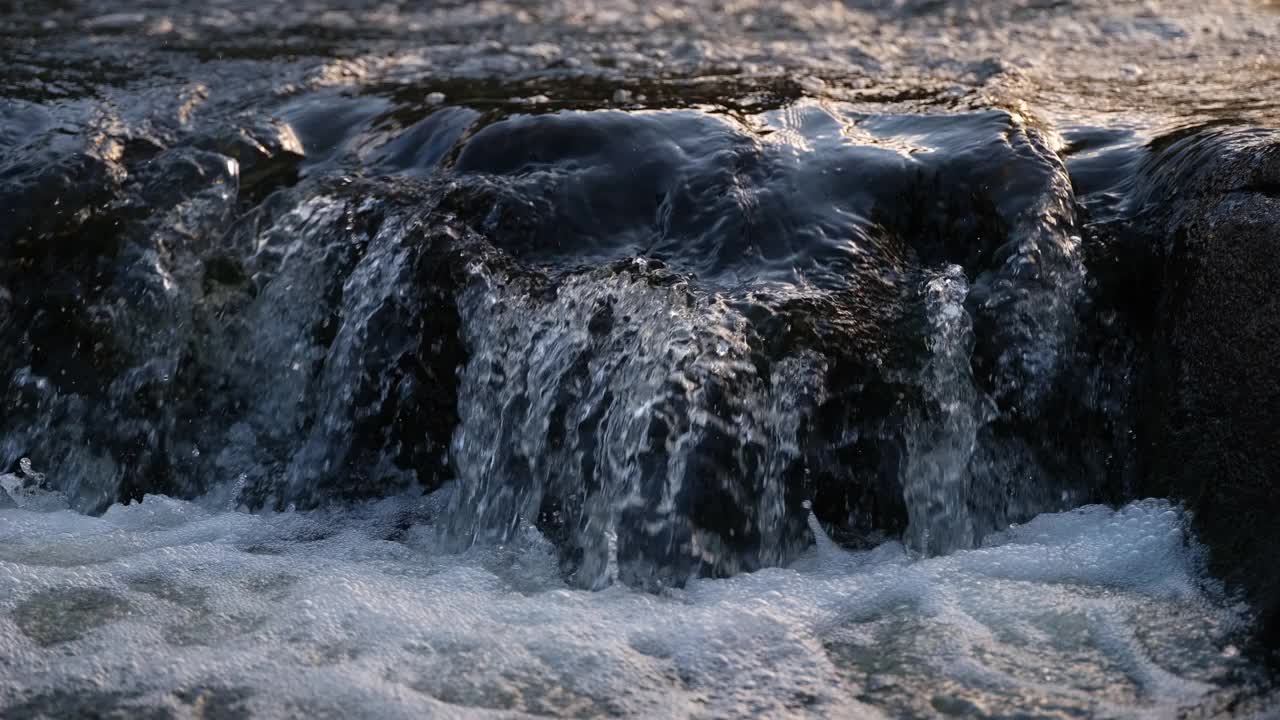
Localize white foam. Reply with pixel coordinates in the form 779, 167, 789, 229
0, 490, 1267, 718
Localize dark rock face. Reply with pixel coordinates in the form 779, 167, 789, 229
1131, 128, 1280, 653
263, 216, 471, 508
0, 109, 469, 512
435, 105, 1104, 586
0, 97, 1116, 590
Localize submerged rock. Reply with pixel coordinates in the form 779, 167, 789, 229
0, 98, 1106, 587
437, 104, 1101, 584
195, 117, 304, 200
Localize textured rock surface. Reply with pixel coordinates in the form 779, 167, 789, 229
1133, 128, 1280, 655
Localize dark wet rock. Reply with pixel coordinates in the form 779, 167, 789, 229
369, 106, 479, 177
0, 116, 126, 250
0, 0, 1274, 623
270, 217, 471, 507
162, 186, 471, 510
1130, 127, 1280, 653
438, 103, 1098, 580
0, 88, 1151, 591
0, 110, 468, 511
195, 117, 305, 200
0, 135, 241, 511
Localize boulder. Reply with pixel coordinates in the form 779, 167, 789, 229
1133, 127, 1280, 653
439, 105, 1100, 584
0, 108, 466, 512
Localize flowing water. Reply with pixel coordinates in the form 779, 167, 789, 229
2, 0, 1280, 717
0, 486, 1263, 718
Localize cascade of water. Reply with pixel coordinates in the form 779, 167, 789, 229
447, 262, 824, 588
900, 265, 994, 555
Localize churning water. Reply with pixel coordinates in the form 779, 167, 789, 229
1, 100, 1274, 719
0, 480, 1263, 718
3, 0, 1280, 716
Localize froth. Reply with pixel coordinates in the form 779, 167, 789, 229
0, 490, 1265, 718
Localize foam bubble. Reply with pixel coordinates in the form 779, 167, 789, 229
0, 492, 1269, 718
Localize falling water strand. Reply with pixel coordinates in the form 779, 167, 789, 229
446, 262, 824, 588
901, 265, 991, 556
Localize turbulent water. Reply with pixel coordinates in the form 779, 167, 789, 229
3, 0, 1280, 717
0, 483, 1264, 718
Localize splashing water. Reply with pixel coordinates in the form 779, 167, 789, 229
0, 481, 1265, 718
900, 265, 993, 556
2, 11, 1278, 708
448, 262, 825, 589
